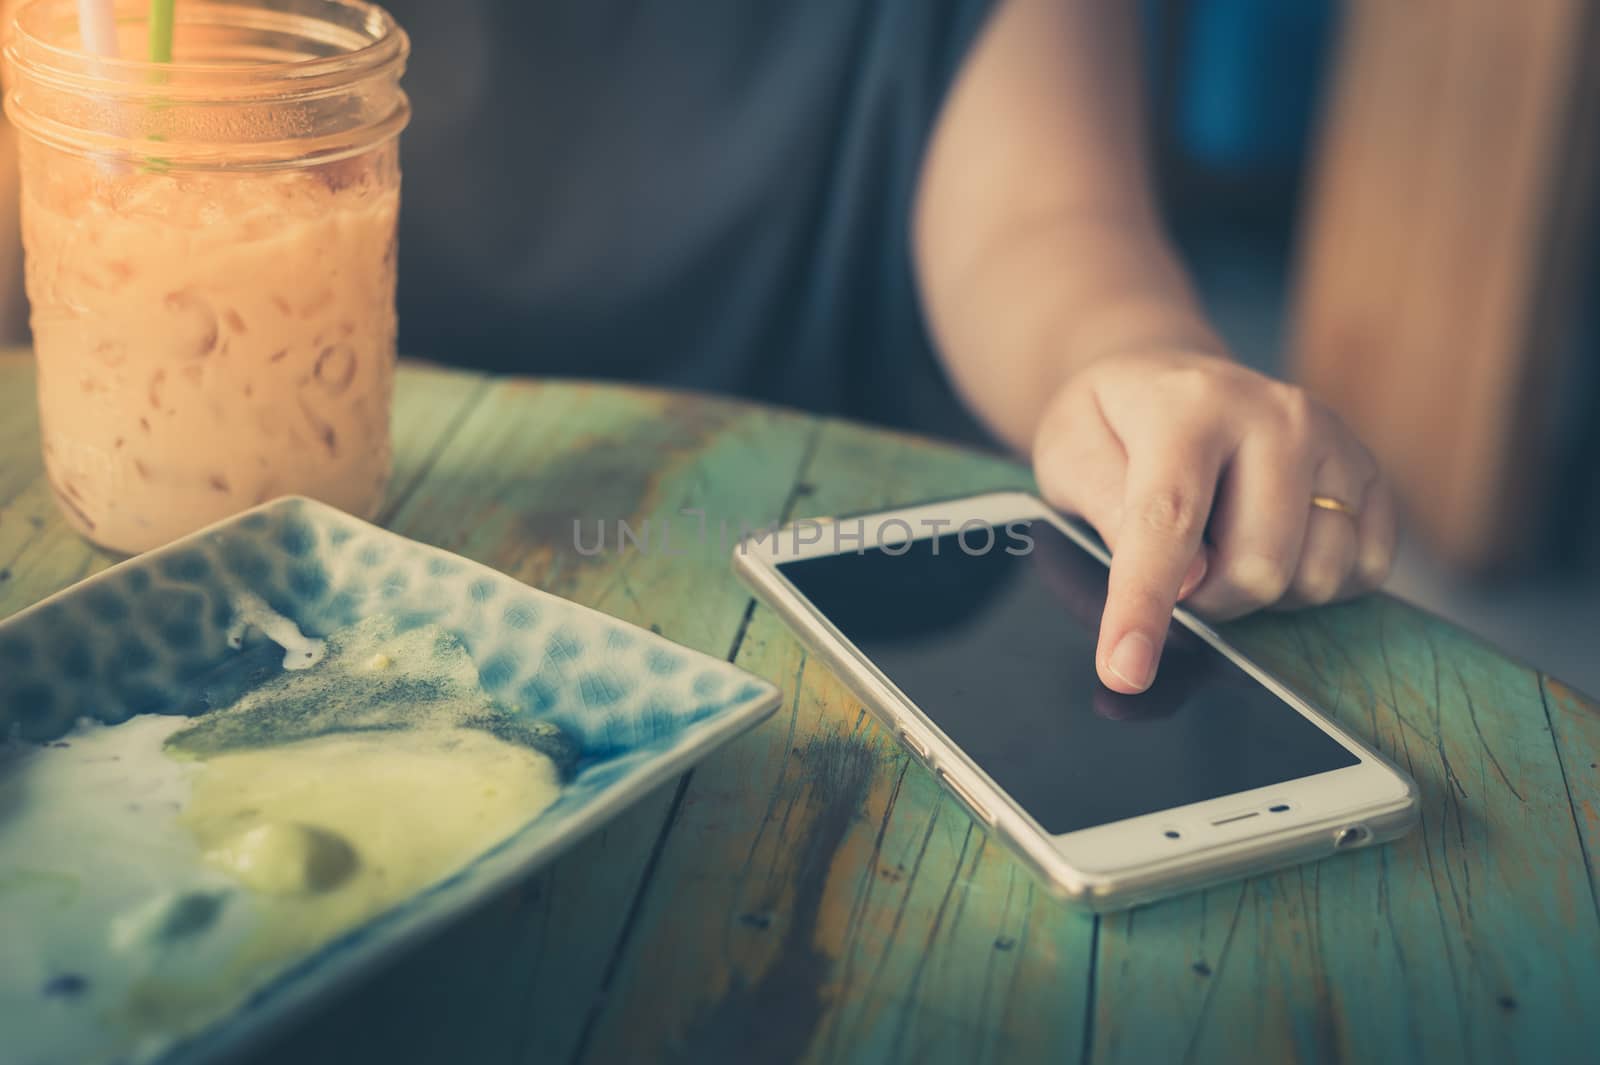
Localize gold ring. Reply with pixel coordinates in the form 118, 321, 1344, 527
1311, 494, 1358, 518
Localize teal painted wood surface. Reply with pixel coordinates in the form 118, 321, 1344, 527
1, 350, 1597, 1064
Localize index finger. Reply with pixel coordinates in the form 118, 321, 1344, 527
1097, 443, 1224, 693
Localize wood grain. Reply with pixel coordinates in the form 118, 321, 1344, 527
1093, 602, 1600, 1064
573, 419, 1085, 1065
1541, 676, 1600, 925
241, 373, 820, 1065
2, 352, 1599, 1063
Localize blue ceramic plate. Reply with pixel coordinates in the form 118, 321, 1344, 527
0, 497, 780, 1065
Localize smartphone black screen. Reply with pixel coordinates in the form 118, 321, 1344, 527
777, 520, 1358, 833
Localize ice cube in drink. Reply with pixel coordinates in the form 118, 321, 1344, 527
20, 147, 401, 553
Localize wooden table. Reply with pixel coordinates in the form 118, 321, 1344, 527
3, 350, 1598, 1064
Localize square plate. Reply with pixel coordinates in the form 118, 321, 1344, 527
0, 497, 780, 1065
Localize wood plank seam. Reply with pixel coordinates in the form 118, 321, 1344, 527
884, 822, 981, 1061
814, 752, 913, 1062
732, 657, 815, 893
1390, 711, 1473, 1023
376, 374, 495, 525
565, 416, 826, 1065
1376, 619, 1484, 1016
566, 769, 698, 1064
1078, 913, 1100, 1065
1539, 674, 1600, 926
1376, 844, 1427, 1062
1176, 888, 1246, 1065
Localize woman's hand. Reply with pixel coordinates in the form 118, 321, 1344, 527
911, 0, 1397, 683
1032, 349, 1398, 694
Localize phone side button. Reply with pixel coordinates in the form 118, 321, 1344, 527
937, 769, 993, 826
898, 728, 931, 762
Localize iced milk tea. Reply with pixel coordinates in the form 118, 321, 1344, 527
4, 0, 410, 553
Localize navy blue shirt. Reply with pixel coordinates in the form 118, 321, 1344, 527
385, 0, 996, 441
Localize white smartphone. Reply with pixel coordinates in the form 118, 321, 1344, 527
733, 491, 1419, 911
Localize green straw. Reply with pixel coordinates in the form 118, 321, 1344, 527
148, 0, 174, 63
141, 1, 175, 172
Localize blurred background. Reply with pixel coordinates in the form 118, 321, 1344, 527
1140, 0, 1599, 695
0, 0, 1594, 692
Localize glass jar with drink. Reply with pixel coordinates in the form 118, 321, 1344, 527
3, 0, 410, 554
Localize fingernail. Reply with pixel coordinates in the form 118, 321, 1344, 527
1178, 554, 1208, 600
1107, 632, 1155, 691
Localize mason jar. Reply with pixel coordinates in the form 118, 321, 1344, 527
4, 0, 409, 553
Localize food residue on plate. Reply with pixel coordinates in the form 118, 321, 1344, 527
0, 611, 575, 1065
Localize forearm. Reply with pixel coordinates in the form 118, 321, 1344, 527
913, 0, 1225, 454
919, 204, 1223, 454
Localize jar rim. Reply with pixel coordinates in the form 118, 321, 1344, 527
5, 0, 408, 102
4, 0, 410, 169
